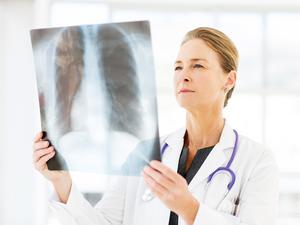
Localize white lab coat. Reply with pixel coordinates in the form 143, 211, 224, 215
50, 121, 279, 225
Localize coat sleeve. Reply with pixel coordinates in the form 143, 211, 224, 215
192, 149, 279, 225
49, 175, 128, 225
47, 138, 159, 225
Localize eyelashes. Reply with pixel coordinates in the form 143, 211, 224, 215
193, 64, 203, 68
174, 64, 203, 71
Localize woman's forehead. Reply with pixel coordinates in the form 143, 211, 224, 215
176, 39, 218, 63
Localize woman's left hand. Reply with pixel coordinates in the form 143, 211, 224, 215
142, 160, 199, 225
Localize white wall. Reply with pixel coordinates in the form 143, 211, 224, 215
0, 1, 5, 222
0, 0, 46, 224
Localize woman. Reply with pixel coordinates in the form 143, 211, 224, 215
33, 27, 279, 225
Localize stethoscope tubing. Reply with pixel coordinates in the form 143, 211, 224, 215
142, 129, 238, 201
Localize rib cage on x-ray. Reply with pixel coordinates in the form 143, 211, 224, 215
31, 21, 160, 174
54, 26, 142, 139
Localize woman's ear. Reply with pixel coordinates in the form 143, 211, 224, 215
224, 70, 237, 91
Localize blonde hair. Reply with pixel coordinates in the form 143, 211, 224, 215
181, 27, 238, 107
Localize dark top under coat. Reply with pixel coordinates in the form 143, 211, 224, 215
168, 144, 214, 225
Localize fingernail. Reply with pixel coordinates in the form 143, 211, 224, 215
149, 160, 156, 166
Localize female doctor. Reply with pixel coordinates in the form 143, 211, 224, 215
32, 27, 279, 225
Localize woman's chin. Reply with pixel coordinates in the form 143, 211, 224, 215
178, 101, 198, 110
177, 100, 209, 112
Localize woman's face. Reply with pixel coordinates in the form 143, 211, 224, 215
174, 38, 233, 111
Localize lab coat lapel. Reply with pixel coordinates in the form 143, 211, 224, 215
188, 122, 236, 191
135, 124, 236, 224
163, 128, 186, 171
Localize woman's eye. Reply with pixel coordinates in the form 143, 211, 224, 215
193, 64, 203, 68
174, 66, 182, 71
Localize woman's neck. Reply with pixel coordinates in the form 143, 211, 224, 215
185, 109, 224, 152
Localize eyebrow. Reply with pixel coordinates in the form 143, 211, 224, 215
174, 58, 208, 64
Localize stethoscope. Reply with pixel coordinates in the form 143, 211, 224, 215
142, 129, 238, 202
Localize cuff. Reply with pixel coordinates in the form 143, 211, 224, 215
49, 182, 92, 218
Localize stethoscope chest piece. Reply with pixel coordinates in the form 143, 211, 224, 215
142, 188, 154, 201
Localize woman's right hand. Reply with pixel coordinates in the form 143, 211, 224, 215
33, 131, 72, 203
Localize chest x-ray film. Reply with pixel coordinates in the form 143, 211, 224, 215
30, 21, 161, 175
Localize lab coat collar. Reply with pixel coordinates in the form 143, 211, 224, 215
163, 120, 236, 191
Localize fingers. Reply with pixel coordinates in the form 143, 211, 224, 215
32, 131, 55, 172
142, 169, 166, 197
149, 160, 181, 182
33, 141, 50, 151
143, 165, 174, 190
33, 131, 49, 151
33, 146, 54, 162
35, 150, 55, 171
34, 131, 43, 143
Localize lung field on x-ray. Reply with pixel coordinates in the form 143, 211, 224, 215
31, 21, 160, 174
54, 27, 84, 138
97, 25, 143, 136
54, 26, 142, 138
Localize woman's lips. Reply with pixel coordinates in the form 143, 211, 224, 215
179, 88, 195, 93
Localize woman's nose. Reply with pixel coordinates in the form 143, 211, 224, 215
179, 70, 192, 82
183, 76, 191, 82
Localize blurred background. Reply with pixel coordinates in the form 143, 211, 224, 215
1, 0, 300, 224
